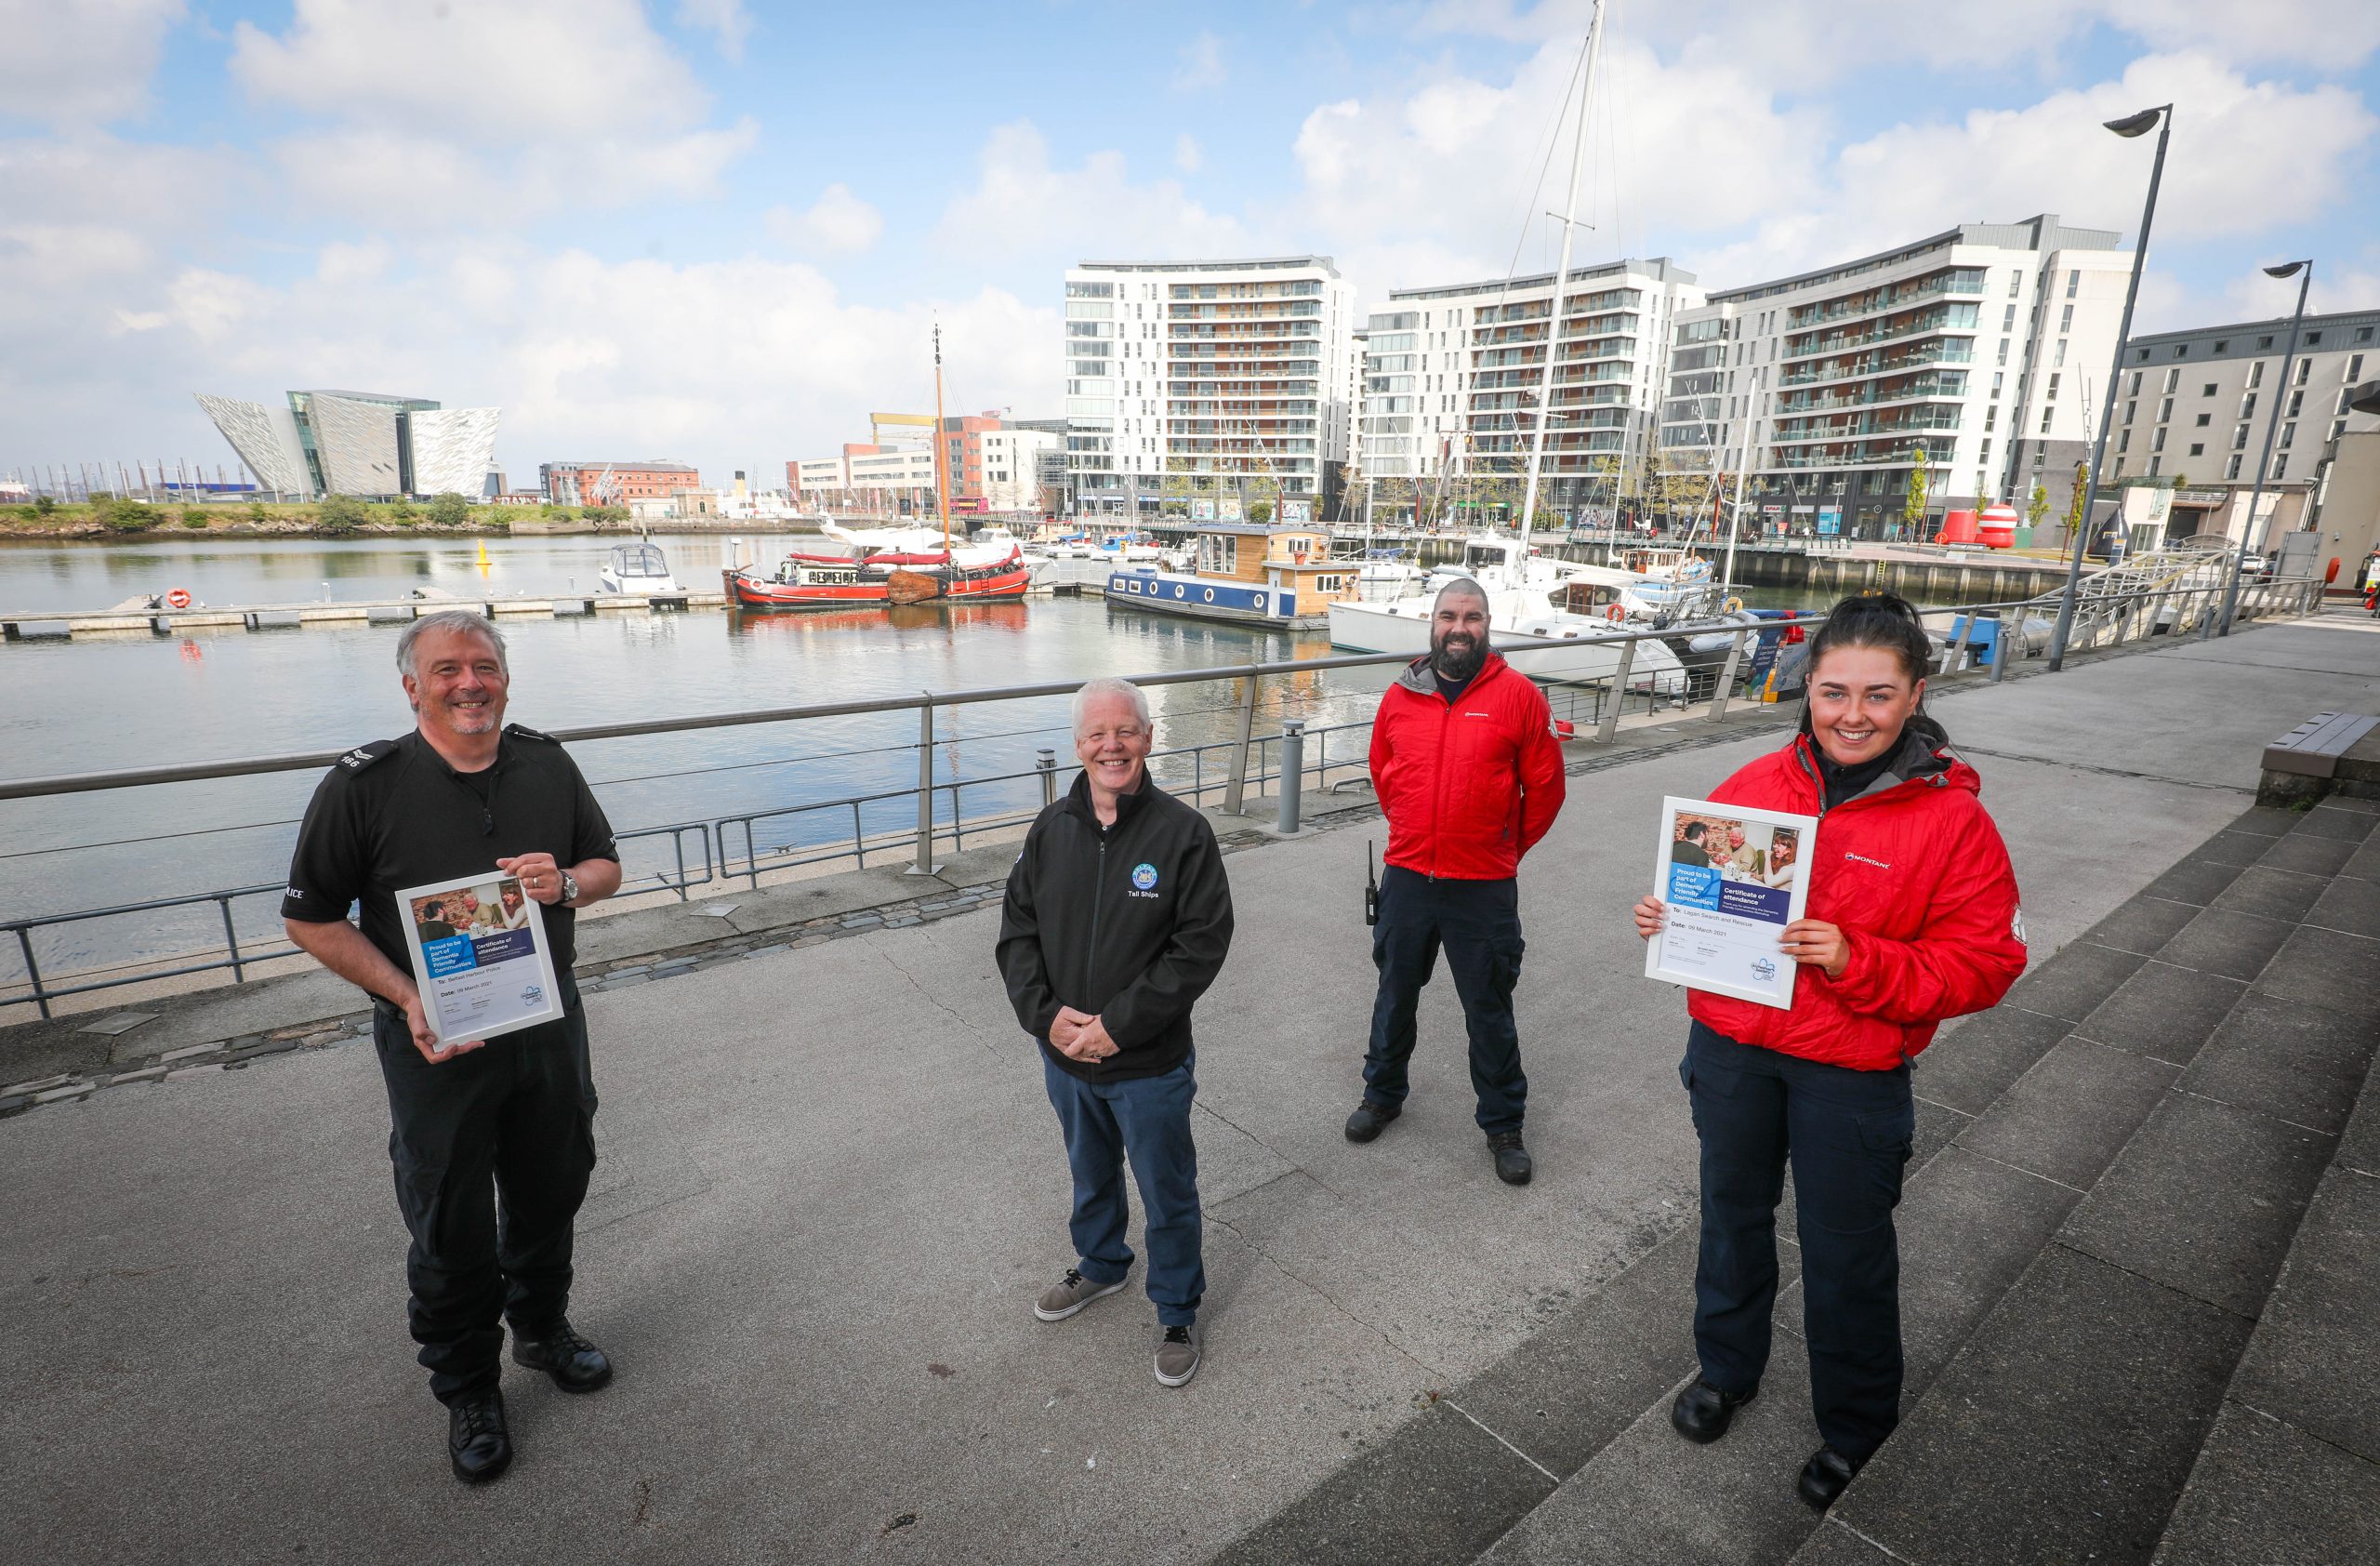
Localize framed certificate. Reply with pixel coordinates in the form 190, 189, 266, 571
395, 870, 564, 1049
1645, 796, 1818, 1010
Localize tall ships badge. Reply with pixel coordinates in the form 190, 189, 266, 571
1129, 862, 1160, 899
1644, 796, 1818, 1010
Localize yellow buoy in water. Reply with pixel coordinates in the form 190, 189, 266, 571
476, 539, 490, 574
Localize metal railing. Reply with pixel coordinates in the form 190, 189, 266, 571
0, 576, 2324, 1016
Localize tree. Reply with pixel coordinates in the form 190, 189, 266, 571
102, 498, 155, 533
1247, 500, 1274, 525
1901, 445, 1931, 535
579, 502, 625, 526
33, 494, 55, 516
316, 494, 369, 532
2062, 460, 2087, 543
427, 492, 472, 527
389, 498, 417, 524
2026, 483, 2050, 535
180, 507, 208, 529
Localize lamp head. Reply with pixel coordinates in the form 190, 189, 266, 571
2349, 381, 2380, 418
2104, 107, 2165, 138
2262, 260, 2309, 279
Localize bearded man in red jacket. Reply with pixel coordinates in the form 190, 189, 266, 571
1345, 578, 1567, 1184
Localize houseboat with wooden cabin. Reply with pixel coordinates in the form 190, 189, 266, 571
1104, 522, 1355, 629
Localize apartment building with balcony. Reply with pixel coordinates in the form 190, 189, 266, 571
2104, 308, 2380, 549
1659, 215, 2130, 539
1063, 257, 1358, 522
1356, 259, 1702, 521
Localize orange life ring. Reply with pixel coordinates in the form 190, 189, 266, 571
1605, 603, 1623, 623
165, 588, 192, 610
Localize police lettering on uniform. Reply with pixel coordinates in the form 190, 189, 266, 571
281, 609, 624, 1484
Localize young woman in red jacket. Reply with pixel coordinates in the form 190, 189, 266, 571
1633, 592, 2027, 1511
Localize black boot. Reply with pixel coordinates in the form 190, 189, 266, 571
447, 1388, 512, 1484
1488, 1130, 1532, 1186
1670, 1377, 1758, 1444
512, 1319, 614, 1394
1797, 1445, 1865, 1511
1344, 1099, 1401, 1143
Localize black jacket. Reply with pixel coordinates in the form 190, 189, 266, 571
997, 770, 1235, 1082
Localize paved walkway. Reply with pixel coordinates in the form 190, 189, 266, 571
3, 611, 2374, 1565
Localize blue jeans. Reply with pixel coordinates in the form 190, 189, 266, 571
1043, 1053, 1203, 1328
1682, 1022, 1914, 1461
1362, 866, 1528, 1135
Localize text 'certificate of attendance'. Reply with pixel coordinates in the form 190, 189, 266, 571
395, 870, 564, 1048
1645, 796, 1817, 1010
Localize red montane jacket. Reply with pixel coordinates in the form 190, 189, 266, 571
1686, 720, 2027, 1071
1369, 652, 1567, 881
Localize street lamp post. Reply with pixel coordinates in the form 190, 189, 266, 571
2049, 103, 2173, 672
2210, 259, 2312, 637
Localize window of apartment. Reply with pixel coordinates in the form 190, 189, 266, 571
2225, 453, 2244, 480
1985, 406, 1997, 431
2002, 304, 2017, 331
2163, 367, 2181, 393
2122, 398, 2136, 424
2360, 326, 2375, 343
2335, 419, 2352, 442
2137, 347, 2150, 363
2148, 455, 2162, 476
2232, 423, 2251, 450
2347, 353, 2366, 381
2273, 454, 2289, 479
2280, 422, 2296, 449
2059, 304, 2074, 333
1998, 338, 2011, 365
2240, 392, 2257, 420
2306, 332, 2323, 346
2116, 428, 2129, 452
2111, 456, 2126, 477
2127, 370, 2143, 396
2054, 339, 2068, 367
2214, 339, 2229, 353
2041, 406, 2055, 433
2045, 373, 2060, 401
2065, 270, 2080, 299
2289, 390, 2306, 418
2174, 345, 2188, 358
1994, 372, 2006, 396
2008, 271, 2021, 297
2199, 383, 2215, 397
2258, 335, 2274, 349
2158, 397, 2174, 422
2188, 441, 2204, 457
2248, 361, 2265, 388
2195, 413, 2211, 427
2341, 388, 2360, 415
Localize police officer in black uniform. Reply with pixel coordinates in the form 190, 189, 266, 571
282, 609, 624, 1484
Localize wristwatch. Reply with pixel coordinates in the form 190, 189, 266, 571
557, 869, 580, 907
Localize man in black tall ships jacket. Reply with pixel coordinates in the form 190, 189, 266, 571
998, 676, 1235, 1388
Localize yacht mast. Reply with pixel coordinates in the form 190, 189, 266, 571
1514, 0, 1606, 576
933, 324, 952, 556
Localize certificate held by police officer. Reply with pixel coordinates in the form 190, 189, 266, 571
1645, 796, 1816, 1010
396, 870, 564, 1047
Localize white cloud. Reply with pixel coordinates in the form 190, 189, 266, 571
1174, 134, 1204, 175
0, 0, 188, 126
767, 183, 884, 255
228, 0, 755, 219
936, 121, 1252, 262
676, 0, 753, 60
1173, 31, 1226, 92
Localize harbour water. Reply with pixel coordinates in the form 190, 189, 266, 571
0, 531, 1986, 986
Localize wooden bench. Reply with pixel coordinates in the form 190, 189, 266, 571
2258, 711, 2380, 805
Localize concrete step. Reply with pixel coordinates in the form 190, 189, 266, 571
1786, 797, 2378, 1566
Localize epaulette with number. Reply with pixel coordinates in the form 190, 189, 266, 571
505, 723, 562, 743
336, 738, 399, 773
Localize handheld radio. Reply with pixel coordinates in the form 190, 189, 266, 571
1364, 840, 1380, 927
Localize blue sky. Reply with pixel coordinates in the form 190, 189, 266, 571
4, 0, 2376, 486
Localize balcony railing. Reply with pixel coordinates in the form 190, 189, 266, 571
1784, 269, 1986, 332
1778, 341, 1976, 389
1784, 309, 1977, 361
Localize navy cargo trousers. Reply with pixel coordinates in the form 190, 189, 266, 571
1361, 865, 1529, 1135
1682, 1021, 1915, 1462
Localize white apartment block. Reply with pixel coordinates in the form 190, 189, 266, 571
1064, 257, 1358, 522
979, 427, 1061, 512
1358, 258, 1703, 520
1660, 215, 2131, 538
2107, 309, 2379, 505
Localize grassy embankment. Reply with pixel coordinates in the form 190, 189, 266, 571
0, 494, 632, 541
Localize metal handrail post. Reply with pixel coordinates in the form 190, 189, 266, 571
1037, 747, 1057, 807
19, 927, 49, 1019
1277, 720, 1305, 834
1942, 611, 1977, 673
1990, 616, 2014, 682
1222, 668, 1260, 815
851, 802, 866, 869
1708, 628, 1751, 723
219, 897, 245, 983
1598, 641, 1638, 742
909, 699, 936, 875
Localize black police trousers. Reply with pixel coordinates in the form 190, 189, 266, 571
1682, 1021, 1914, 1462
371, 991, 597, 1405
1361, 866, 1529, 1135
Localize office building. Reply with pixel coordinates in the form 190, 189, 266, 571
1358, 259, 1703, 524
2106, 308, 2380, 549
539, 461, 702, 507
1064, 256, 1359, 522
195, 390, 499, 500
1658, 215, 2131, 539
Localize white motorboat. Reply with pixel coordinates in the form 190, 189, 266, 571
598, 540, 681, 595
1329, 587, 1688, 694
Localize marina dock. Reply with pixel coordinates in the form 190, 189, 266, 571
4, 605, 2374, 1565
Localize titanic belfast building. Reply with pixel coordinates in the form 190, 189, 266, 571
195, 390, 499, 499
